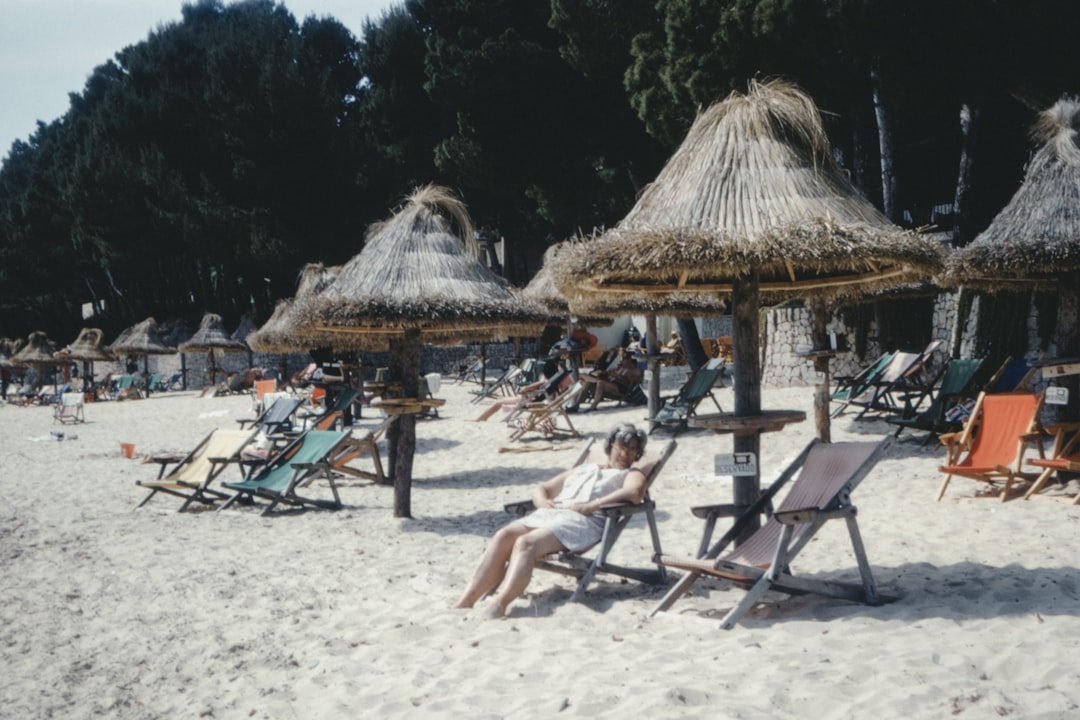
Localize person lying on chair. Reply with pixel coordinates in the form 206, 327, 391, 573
473, 359, 572, 422
453, 423, 649, 618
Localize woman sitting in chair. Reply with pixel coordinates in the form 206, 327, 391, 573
453, 423, 648, 618
571, 347, 642, 412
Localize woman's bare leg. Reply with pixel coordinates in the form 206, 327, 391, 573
454, 523, 530, 608
487, 528, 564, 616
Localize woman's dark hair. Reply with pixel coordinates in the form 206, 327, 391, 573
603, 422, 647, 460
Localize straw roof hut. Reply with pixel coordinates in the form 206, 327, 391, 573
179, 313, 249, 354
247, 264, 341, 354
61, 328, 114, 363
520, 244, 615, 327
944, 96, 1080, 291
109, 317, 176, 357
552, 80, 943, 312
12, 331, 60, 366
295, 185, 547, 351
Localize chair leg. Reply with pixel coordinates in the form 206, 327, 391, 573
845, 514, 880, 605
936, 473, 953, 501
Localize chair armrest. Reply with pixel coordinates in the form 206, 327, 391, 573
691, 503, 740, 519
774, 505, 856, 525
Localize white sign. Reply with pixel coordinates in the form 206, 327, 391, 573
715, 452, 758, 477
1043, 362, 1080, 378
1046, 386, 1070, 406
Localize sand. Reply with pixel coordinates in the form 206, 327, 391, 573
3, 380, 1080, 719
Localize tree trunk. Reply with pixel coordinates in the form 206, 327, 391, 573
677, 317, 707, 372
953, 102, 981, 246
871, 66, 899, 224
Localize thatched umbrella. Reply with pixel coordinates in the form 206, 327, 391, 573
552, 79, 942, 538
12, 331, 61, 394
178, 313, 249, 386
231, 314, 259, 367
943, 95, 1080, 415
0, 337, 23, 400
109, 317, 177, 375
296, 185, 548, 517
247, 264, 342, 383
247, 264, 341, 354
59, 328, 114, 389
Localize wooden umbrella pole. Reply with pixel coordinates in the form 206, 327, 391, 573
811, 299, 832, 443
391, 328, 421, 518
645, 315, 660, 429
731, 272, 762, 543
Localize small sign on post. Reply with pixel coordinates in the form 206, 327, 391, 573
1045, 386, 1070, 406
715, 452, 758, 477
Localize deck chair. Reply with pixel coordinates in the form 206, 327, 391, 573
53, 392, 85, 424
110, 374, 134, 400
830, 352, 894, 417
1024, 422, 1080, 502
329, 415, 398, 484
508, 381, 585, 442
503, 438, 677, 601
456, 356, 487, 385
237, 394, 303, 436
646, 358, 726, 434
984, 356, 1038, 394
294, 387, 358, 433
653, 438, 891, 630
253, 378, 276, 407
887, 358, 983, 441
135, 428, 257, 511
840, 348, 928, 418
218, 430, 358, 514
470, 364, 524, 404
936, 391, 1045, 502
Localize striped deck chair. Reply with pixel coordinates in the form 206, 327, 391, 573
654, 438, 892, 629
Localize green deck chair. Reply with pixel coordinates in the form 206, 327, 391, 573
646, 358, 726, 435
219, 430, 356, 515
887, 358, 983, 441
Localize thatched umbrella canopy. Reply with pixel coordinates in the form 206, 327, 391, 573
247, 264, 341, 354
0, 336, 24, 368
63, 328, 114, 363
12, 331, 60, 392
12, 331, 60, 366
110, 317, 176, 357
179, 313, 249, 385
521, 244, 614, 327
296, 185, 548, 518
296, 186, 547, 352
551, 80, 942, 548
0, 337, 23, 400
231, 314, 258, 366
944, 97, 1080, 290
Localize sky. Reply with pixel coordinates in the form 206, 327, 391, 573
0, 0, 398, 164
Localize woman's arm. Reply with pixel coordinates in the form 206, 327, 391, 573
531, 467, 573, 509
570, 468, 648, 514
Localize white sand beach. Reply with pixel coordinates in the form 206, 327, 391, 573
3, 380, 1080, 718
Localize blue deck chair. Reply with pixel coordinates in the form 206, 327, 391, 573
887, 358, 983, 441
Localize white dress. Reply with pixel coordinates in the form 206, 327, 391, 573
518, 464, 631, 552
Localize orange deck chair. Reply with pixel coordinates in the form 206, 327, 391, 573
1024, 421, 1080, 503
936, 391, 1044, 502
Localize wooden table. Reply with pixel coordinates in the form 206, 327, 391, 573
689, 409, 807, 436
